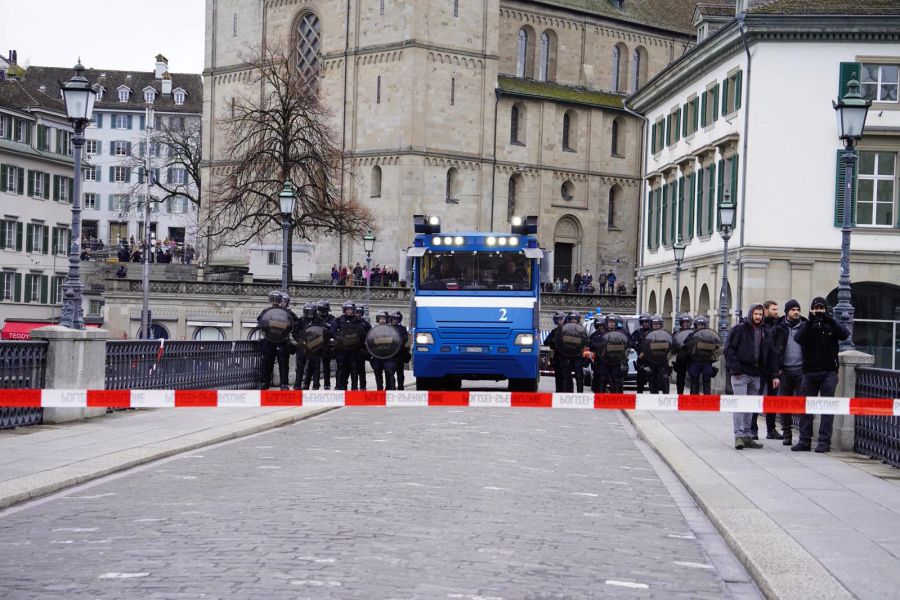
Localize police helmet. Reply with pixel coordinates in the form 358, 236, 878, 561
342, 301, 356, 316
565, 310, 581, 324
606, 313, 619, 327
391, 311, 403, 324
317, 300, 331, 315
553, 311, 566, 325
302, 302, 317, 319
355, 305, 366, 317
376, 310, 390, 325
679, 312, 692, 324
694, 315, 709, 329
639, 312, 651, 326
280, 293, 291, 309
268, 290, 282, 306
650, 314, 664, 329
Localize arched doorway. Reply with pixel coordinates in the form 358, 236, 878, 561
827, 282, 900, 369
679, 287, 691, 314
663, 289, 674, 330
698, 284, 710, 317
553, 215, 582, 284
648, 290, 657, 315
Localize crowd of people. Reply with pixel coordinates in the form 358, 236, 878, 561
80, 236, 195, 265
330, 263, 402, 287
543, 269, 629, 294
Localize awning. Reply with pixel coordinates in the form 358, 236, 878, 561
1, 321, 100, 340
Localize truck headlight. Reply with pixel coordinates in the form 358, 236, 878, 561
416, 332, 435, 345
514, 333, 534, 346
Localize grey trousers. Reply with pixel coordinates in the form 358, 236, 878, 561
731, 373, 762, 437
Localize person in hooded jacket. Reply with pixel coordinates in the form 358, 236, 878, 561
771, 299, 807, 446
725, 303, 780, 450
751, 300, 783, 440
791, 297, 849, 453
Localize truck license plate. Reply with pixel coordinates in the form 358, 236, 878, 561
465, 346, 483, 353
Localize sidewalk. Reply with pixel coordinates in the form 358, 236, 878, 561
0, 405, 333, 510
628, 410, 900, 600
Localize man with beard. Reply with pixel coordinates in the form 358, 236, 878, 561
771, 299, 806, 446
751, 300, 783, 440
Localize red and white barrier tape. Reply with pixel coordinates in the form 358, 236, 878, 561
0, 390, 898, 415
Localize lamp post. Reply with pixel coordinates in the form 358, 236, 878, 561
278, 181, 296, 293
363, 229, 376, 317
717, 190, 736, 344
832, 75, 871, 351
672, 240, 686, 332
141, 103, 154, 339
59, 60, 96, 330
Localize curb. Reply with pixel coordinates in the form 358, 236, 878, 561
624, 411, 854, 600
0, 407, 335, 511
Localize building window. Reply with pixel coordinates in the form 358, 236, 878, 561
30, 171, 46, 198
561, 180, 575, 201
14, 119, 28, 142
376, 75, 381, 104
631, 49, 641, 93
539, 32, 551, 82
193, 327, 226, 341
453, 0, 458, 17
295, 11, 322, 92
611, 118, 621, 156
3, 165, 22, 193
267, 251, 281, 265
380, 0, 385, 16
1, 272, 13, 301
89, 299, 104, 316
174, 90, 186, 105
170, 168, 186, 185
723, 70, 743, 115
667, 106, 682, 146
0, 116, 7, 139
683, 96, 699, 137
450, 77, 455, 106
114, 141, 129, 156
446, 167, 459, 203
54, 228, 70, 256
612, 45, 622, 92
233, 13, 238, 36
701, 84, 719, 127
861, 64, 899, 103
608, 186, 618, 229
516, 29, 528, 78
857, 151, 896, 226
113, 167, 129, 183
507, 175, 518, 221
85, 139, 98, 155
144, 89, 156, 104
2, 220, 18, 250
84, 193, 98, 209
117, 88, 129, 102
29, 276, 41, 303
170, 116, 185, 131
562, 110, 576, 152
510, 102, 526, 145
84, 167, 97, 182
168, 197, 189, 214
370, 165, 382, 198
28, 224, 46, 253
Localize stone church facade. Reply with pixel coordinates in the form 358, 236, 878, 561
202, 0, 696, 285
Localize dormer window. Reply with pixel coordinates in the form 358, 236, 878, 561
143, 87, 156, 104
117, 86, 131, 102
173, 88, 186, 105
95, 85, 105, 101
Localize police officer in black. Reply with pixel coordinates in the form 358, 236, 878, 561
256, 290, 296, 390
298, 302, 334, 389
291, 302, 314, 390
643, 314, 674, 394
390, 311, 410, 389
590, 313, 628, 393
354, 305, 371, 390
672, 313, 694, 394
544, 311, 567, 392
334, 301, 368, 390
559, 311, 588, 393
369, 311, 399, 390
316, 300, 335, 389
684, 315, 720, 394
630, 313, 652, 393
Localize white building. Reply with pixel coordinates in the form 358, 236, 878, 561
629, 0, 900, 369
25, 55, 203, 253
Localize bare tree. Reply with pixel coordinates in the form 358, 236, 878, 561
205, 43, 371, 277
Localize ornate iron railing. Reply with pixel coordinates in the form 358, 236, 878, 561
854, 367, 900, 468
103, 278, 636, 312
105, 340, 265, 390
0, 341, 47, 430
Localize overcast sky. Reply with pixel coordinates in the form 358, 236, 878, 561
0, 0, 205, 74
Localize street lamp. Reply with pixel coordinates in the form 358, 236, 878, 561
278, 180, 296, 292
717, 190, 736, 343
141, 103, 155, 339
59, 60, 96, 330
363, 229, 377, 317
832, 75, 871, 350
672, 240, 686, 332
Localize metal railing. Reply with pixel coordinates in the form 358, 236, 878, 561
854, 367, 900, 468
105, 340, 265, 390
0, 341, 47, 430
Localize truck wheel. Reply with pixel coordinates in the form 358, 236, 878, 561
416, 377, 437, 391
508, 378, 539, 392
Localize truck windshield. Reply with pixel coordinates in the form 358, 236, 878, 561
418, 252, 532, 291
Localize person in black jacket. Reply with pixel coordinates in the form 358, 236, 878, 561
751, 300, 783, 440
545, 311, 567, 392
725, 303, 780, 450
791, 297, 849, 453
771, 299, 807, 446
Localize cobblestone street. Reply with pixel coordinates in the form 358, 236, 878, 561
0, 400, 760, 599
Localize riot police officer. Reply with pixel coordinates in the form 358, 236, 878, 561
334, 301, 368, 390
367, 311, 401, 390
685, 315, 721, 394
291, 302, 314, 390
672, 313, 694, 394
390, 311, 410, 389
354, 305, 371, 390
630, 313, 652, 393
544, 311, 568, 392
642, 314, 674, 394
557, 311, 588, 393
316, 300, 335, 389
591, 313, 630, 393
296, 302, 333, 389
257, 290, 297, 390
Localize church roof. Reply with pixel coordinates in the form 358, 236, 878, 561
748, 0, 900, 15
0, 78, 66, 114
498, 75, 625, 109
532, 0, 700, 34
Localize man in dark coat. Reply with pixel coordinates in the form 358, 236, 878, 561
791, 297, 849, 453
771, 299, 807, 446
725, 303, 780, 450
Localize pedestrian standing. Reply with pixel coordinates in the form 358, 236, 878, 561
725, 303, 780, 450
751, 300, 783, 440
606, 271, 617, 294
791, 297, 849, 453
597, 270, 607, 294
772, 299, 806, 446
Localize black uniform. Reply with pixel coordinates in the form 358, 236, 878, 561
630, 324, 651, 393
256, 306, 296, 390
392, 314, 410, 389
291, 313, 311, 390
544, 322, 566, 392
317, 304, 336, 389
334, 312, 368, 390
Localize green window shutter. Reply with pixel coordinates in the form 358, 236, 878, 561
833, 149, 858, 226
0, 220, 5, 248
0, 271, 4, 299
109, 166, 114, 181
713, 85, 720, 121
27, 170, 34, 196
25, 122, 32, 145
53, 175, 60, 201
14, 273, 22, 302
722, 78, 729, 114
39, 275, 48, 304
678, 177, 686, 240
701, 93, 708, 127
140, 115, 146, 130
707, 164, 716, 234
23, 274, 32, 304
42, 226, 49, 255
675, 108, 681, 140
50, 276, 58, 305
730, 155, 740, 209
682, 104, 688, 135
688, 172, 696, 239
25, 224, 33, 253
735, 71, 743, 110
661, 184, 669, 246
716, 158, 725, 229
96, 113, 103, 128
95, 167, 101, 182
670, 182, 678, 242
16, 167, 23, 195
0, 164, 6, 189
651, 123, 657, 153
43, 173, 50, 199
67, 178, 74, 203
52, 227, 59, 255
127, 115, 133, 129
647, 191, 654, 250
15, 222, 22, 251
838, 62, 862, 101
138, 167, 145, 184
125, 168, 132, 183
